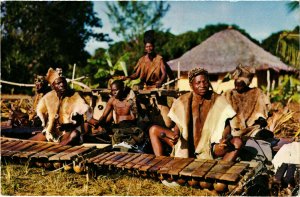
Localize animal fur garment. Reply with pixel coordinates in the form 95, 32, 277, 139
168, 92, 236, 159
224, 87, 270, 137
133, 54, 165, 86
36, 90, 91, 142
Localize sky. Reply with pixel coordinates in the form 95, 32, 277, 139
85, 1, 300, 55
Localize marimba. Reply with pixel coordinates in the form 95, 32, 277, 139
0, 137, 260, 195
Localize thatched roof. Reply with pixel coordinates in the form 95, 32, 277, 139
168, 29, 295, 74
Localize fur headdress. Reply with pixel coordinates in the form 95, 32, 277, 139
46, 68, 60, 85
143, 30, 155, 45
232, 64, 255, 86
188, 67, 209, 83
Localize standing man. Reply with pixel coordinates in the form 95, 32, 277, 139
121, 30, 173, 128
149, 67, 242, 161
30, 68, 91, 146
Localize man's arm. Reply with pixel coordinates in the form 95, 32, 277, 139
156, 60, 167, 88
98, 97, 114, 123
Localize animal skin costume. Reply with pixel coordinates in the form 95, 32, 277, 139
133, 54, 166, 87
168, 91, 236, 159
224, 65, 270, 137
37, 68, 91, 142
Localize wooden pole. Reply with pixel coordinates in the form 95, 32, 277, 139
72, 64, 76, 88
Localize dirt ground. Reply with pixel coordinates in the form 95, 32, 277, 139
1, 161, 217, 196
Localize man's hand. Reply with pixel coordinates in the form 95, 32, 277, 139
87, 118, 99, 128
160, 132, 179, 145
156, 81, 162, 88
214, 139, 228, 157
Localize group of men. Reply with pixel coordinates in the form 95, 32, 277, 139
30, 30, 271, 162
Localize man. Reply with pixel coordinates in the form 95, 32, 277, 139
8, 75, 51, 128
55, 67, 63, 76
223, 65, 273, 161
149, 67, 242, 161
121, 30, 174, 128
223, 65, 271, 137
28, 75, 52, 126
30, 68, 91, 146
90, 80, 144, 149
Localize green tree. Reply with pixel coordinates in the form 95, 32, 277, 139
105, 1, 170, 73
1, 1, 109, 94
287, 1, 299, 13
106, 1, 170, 44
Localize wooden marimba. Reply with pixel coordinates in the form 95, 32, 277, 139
87, 151, 261, 194
1, 137, 261, 195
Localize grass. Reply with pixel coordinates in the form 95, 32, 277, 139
1, 160, 215, 196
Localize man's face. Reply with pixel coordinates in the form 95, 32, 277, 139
144, 43, 154, 54
35, 75, 47, 93
111, 83, 121, 98
52, 77, 67, 95
56, 68, 63, 76
190, 75, 209, 96
234, 79, 247, 93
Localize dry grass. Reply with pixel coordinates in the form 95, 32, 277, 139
1, 161, 215, 196
269, 102, 300, 139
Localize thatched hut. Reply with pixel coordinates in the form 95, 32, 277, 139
168, 28, 296, 93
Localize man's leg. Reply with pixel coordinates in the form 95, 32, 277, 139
59, 130, 80, 146
222, 137, 243, 161
149, 125, 175, 156
29, 133, 47, 141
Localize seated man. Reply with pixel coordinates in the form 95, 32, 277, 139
90, 80, 145, 150
223, 64, 271, 138
223, 65, 274, 161
30, 68, 91, 146
7, 75, 51, 128
28, 75, 52, 126
149, 67, 242, 161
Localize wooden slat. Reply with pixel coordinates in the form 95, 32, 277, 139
180, 159, 207, 176
132, 155, 156, 169
1, 140, 26, 155
0, 139, 9, 144
191, 160, 217, 178
30, 144, 70, 159
139, 156, 166, 172
103, 152, 127, 166
1, 140, 22, 150
111, 153, 135, 166
219, 173, 240, 182
168, 158, 194, 176
205, 161, 234, 180
59, 147, 94, 160
98, 152, 120, 165
123, 154, 150, 169
2, 141, 37, 157
148, 157, 174, 172
116, 153, 141, 168
93, 152, 115, 163
18, 143, 56, 158
158, 157, 183, 174
219, 162, 250, 182
87, 152, 108, 163
48, 146, 83, 161
225, 163, 249, 174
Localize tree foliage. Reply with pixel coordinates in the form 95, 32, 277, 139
261, 26, 299, 69
103, 23, 260, 77
1, 1, 109, 94
287, 1, 299, 13
106, 1, 170, 44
